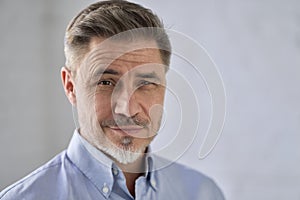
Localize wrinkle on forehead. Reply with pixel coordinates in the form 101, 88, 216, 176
78, 37, 164, 82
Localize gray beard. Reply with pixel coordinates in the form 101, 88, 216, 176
98, 137, 145, 165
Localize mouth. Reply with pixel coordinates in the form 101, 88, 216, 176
108, 126, 144, 135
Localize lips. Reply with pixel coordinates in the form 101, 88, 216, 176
108, 126, 144, 135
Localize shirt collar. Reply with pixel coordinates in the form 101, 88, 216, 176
67, 130, 114, 198
67, 129, 158, 197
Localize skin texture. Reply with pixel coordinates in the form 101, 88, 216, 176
61, 37, 167, 196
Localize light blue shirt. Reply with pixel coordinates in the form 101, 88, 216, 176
0, 130, 225, 200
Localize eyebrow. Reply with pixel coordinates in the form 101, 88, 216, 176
94, 68, 120, 76
135, 71, 161, 81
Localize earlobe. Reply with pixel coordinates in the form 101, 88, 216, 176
61, 67, 76, 106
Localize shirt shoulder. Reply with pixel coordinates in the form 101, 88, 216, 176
0, 151, 76, 200
154, 157, 225, 200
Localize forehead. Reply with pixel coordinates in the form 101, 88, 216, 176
81, 37, 164, 74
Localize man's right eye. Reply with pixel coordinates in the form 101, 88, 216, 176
97, 80, 113, 86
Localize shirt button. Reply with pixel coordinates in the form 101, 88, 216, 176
102, 185, 109, 194
151, 180, 156, 187
112, 168, 119, 176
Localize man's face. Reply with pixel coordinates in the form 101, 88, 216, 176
73, 38, 166, 164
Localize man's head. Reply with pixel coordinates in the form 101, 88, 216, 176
61, 0, 171, 165
64, 0, 171, 73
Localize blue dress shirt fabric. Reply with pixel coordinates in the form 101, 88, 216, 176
0, 130, 225, 200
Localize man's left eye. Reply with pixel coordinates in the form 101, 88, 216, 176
137, 80, 157, 89
139, 80, 156, 86
140, 81, 152, 86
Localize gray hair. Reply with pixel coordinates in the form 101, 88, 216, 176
64, 0, 171, 72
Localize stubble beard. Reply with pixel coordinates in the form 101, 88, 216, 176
91, 114, 162, 165
97, 134, 148, 165
97, 115, 154, 164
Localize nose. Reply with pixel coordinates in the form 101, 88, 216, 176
113, 86, 140, 117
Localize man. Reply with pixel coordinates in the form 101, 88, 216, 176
0, 1, 224, 199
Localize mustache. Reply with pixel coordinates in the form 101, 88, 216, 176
101, 115, 149, 128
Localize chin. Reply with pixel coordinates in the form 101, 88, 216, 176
95, 136, 144, 164
102, 143, 145, 164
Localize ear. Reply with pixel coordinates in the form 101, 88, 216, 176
61, 67, 76, 106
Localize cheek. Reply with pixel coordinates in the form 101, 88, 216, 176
95, 93, 113, 119
138, 88, 165, 116
147, 87, 165, 104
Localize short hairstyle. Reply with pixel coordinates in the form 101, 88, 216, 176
64, 0, 171, 72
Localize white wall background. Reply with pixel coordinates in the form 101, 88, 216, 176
1, 0, 299, 199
